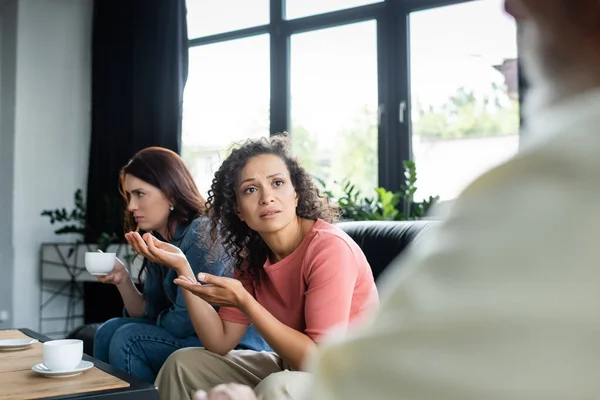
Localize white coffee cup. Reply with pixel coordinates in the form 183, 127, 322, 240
43, 339, 83, 371
85, 252, 116, 276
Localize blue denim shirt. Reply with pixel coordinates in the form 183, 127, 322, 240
133, 217, 270, 351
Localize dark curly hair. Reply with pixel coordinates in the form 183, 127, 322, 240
207, 134, 339, 283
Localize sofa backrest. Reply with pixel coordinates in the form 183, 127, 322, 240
337, 220, 436, 282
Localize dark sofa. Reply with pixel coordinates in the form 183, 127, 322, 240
337, 220, 434, 281
68, 219, 436, 355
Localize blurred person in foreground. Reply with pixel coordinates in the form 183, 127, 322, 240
195, 0, 600, 398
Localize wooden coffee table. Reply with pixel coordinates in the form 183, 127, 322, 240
0, 328, 158, 399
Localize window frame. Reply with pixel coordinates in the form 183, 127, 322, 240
187, 0, 522, 193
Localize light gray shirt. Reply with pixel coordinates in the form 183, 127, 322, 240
309, 88, 600, 399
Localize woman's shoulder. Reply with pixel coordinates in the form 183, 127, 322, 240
300, 219, 362, 259
189, 215, 211, 232
309, 219, 356, 247
176, 216, 212, 250
302, 219, 371, 277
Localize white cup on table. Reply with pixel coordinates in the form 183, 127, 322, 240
43, 339, 83, 371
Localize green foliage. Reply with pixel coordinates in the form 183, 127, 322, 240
413, 84, 519, 139
334, 106, 378, 196
291, 124, 320, 173
96, 231, 120, 254
293, 106, 378, 199
40, 189, 87, 237
401, 160, 439, 219
41, 189, 120, 255
318, 160, 439, 221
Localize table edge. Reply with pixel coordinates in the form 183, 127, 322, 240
15, 328, 158, 400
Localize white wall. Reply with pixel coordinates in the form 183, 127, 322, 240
10, 0, 92, 330
0, 0, 18, 330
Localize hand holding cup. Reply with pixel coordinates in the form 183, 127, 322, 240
86, 251, 129, 286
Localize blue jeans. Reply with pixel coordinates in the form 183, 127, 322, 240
94, 317, 271, 383
93, 318, 202, 383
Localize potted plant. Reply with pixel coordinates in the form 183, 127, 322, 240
38, 189, 139, 338
41, 189, 119, 254
317, 160, 440, 221
39, 188, 138, 282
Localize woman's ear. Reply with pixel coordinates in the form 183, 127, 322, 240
234, 205, 244, 221
294, 192, 299, 207
167, 196, 176, 211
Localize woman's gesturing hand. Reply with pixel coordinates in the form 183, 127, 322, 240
125, 231, 190, 272
174, 273, 251, 309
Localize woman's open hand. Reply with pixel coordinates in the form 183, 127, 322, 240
125, 231, 189, 272
174, 273, 251, 309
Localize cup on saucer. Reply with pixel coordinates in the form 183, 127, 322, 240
32, 360, 94, 378
43, 339, 83, 371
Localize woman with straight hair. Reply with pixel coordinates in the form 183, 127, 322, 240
93, 146, 268, 383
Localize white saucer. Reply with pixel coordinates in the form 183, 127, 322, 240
32, 360, 94, 378
0, 338, 38, 351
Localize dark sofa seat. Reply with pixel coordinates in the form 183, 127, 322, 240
69, 219, 436, 354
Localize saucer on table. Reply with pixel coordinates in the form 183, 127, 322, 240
0, 338, 38, 351
32, 360, 94, 378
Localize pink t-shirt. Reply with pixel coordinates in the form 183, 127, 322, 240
219, 219, 379, 341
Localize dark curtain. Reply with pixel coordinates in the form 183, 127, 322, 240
85, 0, 188, 243
84, 0, 188, 324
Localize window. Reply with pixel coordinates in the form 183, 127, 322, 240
410, 0, 519, 200
181, 35, 270, 196
184, 0, 521, 204
186, 0, 269, 38
285, 0, 383, 20
291, 21, 378, 196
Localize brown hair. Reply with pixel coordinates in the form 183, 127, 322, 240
119, 147, 207, 279
207, 134, 339, 283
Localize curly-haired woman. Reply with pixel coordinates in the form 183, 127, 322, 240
137, 135, 379, 400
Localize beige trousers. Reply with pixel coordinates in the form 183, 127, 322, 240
155, 348, 313, 400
